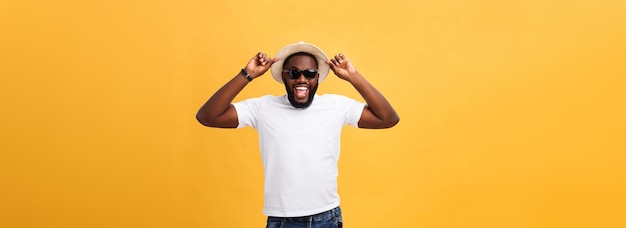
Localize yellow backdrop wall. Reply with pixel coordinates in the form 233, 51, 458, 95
1, 0, 625, 227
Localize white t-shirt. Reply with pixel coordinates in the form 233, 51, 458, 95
233, 94, 365, 217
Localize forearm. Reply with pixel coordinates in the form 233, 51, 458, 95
196, 73, 249, 126
349, 72, 399, 126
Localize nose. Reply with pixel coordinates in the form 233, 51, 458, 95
296, 73, 308, 82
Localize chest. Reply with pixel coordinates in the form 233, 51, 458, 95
256, 103, 345, 140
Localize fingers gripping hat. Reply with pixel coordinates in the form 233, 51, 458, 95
270, 42, 330, 84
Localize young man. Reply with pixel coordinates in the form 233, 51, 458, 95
196, 42, 399, 227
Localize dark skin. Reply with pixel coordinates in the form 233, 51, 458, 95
196, 52, 399, 129
283, 53, 319, 108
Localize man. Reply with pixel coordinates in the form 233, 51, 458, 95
196, 42, 399, 228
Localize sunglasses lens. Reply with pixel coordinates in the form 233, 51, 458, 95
289, 70, 301, 79
303, 70, 317, 78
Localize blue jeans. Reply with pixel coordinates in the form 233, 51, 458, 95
266, 207, 343, 228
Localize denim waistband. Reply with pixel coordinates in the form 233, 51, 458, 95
268, 207, 341, 223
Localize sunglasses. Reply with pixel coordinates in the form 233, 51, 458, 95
283, 69, 318, 79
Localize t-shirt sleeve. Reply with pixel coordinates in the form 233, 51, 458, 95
232, 97, 261, 129
333, 94, 366, 128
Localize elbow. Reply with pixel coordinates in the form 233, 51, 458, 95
196, 113, 212, 127
391, 117, 400, 128
360, 112, 400, 129
196, 111, 219, 127
383, 116, 400, 128
196, 112, 235, 128
370, 115, 399, 129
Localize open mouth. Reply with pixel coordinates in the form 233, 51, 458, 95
294, 85, 309, 99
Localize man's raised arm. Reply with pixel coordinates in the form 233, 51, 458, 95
196, 52, 277, 128
327, 53, 400, 129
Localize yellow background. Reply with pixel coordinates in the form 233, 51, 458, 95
1, 0, 625, 227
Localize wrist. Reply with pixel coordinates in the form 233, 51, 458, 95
345, 71, 363, 83
240, 68, 253, 82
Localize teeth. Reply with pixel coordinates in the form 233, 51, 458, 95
295, 87, 308, 91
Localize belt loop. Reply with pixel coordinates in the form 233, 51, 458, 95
331, 207, 336, 218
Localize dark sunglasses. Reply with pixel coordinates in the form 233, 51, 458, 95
283, 69, 318, 79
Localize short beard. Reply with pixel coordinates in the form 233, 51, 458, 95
285, 83, 318, 109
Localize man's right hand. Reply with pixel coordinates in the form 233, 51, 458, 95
245, 52, 278, 79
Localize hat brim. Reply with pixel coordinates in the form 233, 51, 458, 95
270, 42, 330, 84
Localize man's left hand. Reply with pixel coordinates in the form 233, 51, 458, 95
327, 53, 359, 81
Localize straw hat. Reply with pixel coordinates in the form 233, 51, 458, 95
270, 42, 330, 83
